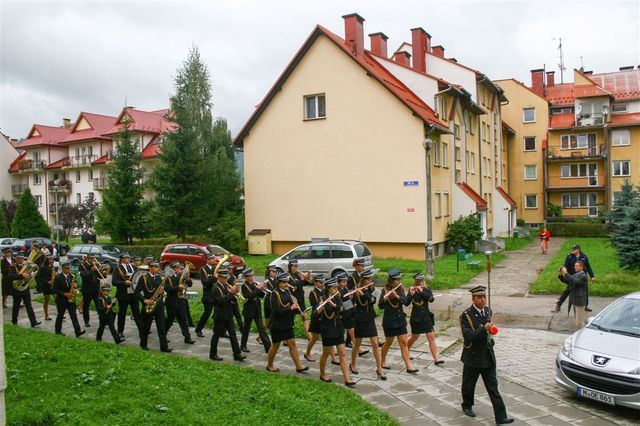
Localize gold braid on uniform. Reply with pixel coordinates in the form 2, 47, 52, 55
412, 288, 425, 307
385, 289, 400, 308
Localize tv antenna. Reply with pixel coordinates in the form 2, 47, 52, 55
553, 37, 566, 83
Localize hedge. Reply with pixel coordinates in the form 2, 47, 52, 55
116, 245, 166, 260
547, 222, 608, 237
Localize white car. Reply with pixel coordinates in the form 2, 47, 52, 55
556, 291, 640, 410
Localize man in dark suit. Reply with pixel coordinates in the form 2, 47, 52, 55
8, 254, 41, 327
553, 244, 595, 313
164, 262, 195, 344
559, 261, 589, 329
209, 269, 246, 362
240, 268, 272, 353
195, 254, 217, 337
78, 254, 101, 327
460, 286, 513, 425
2, 247, 15, 308
135, 261, 171, 352
112, 253, 141, 338
53, 262, 84, 337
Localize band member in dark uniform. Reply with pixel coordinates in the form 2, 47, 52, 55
164, 262, 196, 344
266, 273, 308, 373
460, 286, 513, 424
263, 265, 277, 328
79, 254, 101, 327
53, 262, 84, 337
345, 258, 366, 347
305, 274, 339, 364
8, 254, 40, 327
338, 272, 368, 357
38, 255, 55, 320
112, 253, 141, 339
240, 268, 272, 353
287, 260, 310, 340
350, 269, 385, 380
407, 272, 443, 364
132, 256, 142, 269
135, 261, 171, 352
318, 277, 356, 387
1, 248, 14, 308
379, 269, 418, 374
195, 254, 217, 337
209, 269, 246, 361
96, 284, 124, 343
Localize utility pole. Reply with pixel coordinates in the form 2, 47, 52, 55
554, 37, 567, 83
423, 137, 435, 279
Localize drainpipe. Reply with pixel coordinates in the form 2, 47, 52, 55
423, 125, 436, 279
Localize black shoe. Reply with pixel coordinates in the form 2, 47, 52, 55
76, 330, 86, 337
331, 360, 341, 366
320, 376, 333, 383
304, 354, 316, 362
376, 370, 387, 381
344, 381, 356, 387
31, 321, 42, 327
296, 366, 309, 373
85, 323, 91, 327
407, 368, 419, 374
196, 331, 204, 338
585, 307, 593, 312
210, 355, 223, 361
185, 339, 196, 344
462, 407, 476, 418
345, 342, 353, 348
240, 346, 250, 353
161, 348, 173, 353
140, 346, 149, 351
496, 418, 514, 425
349, 364, 359, 375
115, 339, 124, 344
118, 333, 125, 339
234, 354, 247, 362
434, 360, 445, 365
358, 350, 369, 357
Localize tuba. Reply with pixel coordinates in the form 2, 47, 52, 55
177, 261, 194, 299
213, 253, 230, 277
12, 247, 42, 292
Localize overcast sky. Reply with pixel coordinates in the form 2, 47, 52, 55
1, 0, 638, 139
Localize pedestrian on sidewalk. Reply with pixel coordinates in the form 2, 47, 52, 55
460, 286, 513, 425
558, 262, 588, 329
539, 227, 551, 255
553, 244, 595, 313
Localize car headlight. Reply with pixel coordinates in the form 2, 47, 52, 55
628, 367, 640, 375
561, 337, 573, 359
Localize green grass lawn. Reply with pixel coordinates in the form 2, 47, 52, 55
5, 325, 396, 425
529, 237, 637, 297
500, 236, 534, 251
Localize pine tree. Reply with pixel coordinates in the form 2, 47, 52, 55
95, 121, 145, 244
610, 200, 640, 270
11, 188, 50, 238
0, 202, 10, 235
606, 179, 637, 233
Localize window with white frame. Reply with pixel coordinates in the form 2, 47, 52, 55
525, 194, 538, 209
611, 130, 630, 146
88, 169, 93, 181
523, 107, 535, 123
613, 160, 630, 176
523, 137, 536, 151
435, 192, 442, 218
443, 192, 450, 216
440, 97, 447, 120
562, 193, 597, 208
524, 165, 537, 180
303, 94, 326, 120
561, 163, 597, 178
561, 133, 595, 150
432, 140, 440, 166
34, 195, 42, 207
33, 174, 42, 185
32, 151, 41, 162
611, 102, 627, 113
454, 124, 460, 139
441, 142, 448, 167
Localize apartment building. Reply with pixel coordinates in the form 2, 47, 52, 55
0, 132, 21, 201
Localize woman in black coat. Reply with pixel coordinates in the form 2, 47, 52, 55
407, 272, 444, 365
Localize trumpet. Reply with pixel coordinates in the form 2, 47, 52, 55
258, 280, 272, 295
227, 282, 246, 302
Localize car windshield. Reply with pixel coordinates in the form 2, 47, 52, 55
101, 245, 121, 254
590, 298, 640, 338
206, 245, 228, 256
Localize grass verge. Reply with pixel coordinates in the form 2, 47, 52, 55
5, 325, 397, 425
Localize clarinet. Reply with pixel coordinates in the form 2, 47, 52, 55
286, 289, 305, 317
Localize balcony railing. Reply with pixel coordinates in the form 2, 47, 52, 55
48, 179, 72, 192
17, 160, 47, 172
48, 204, 67, 214
93, 177, 107, 190
67, 154, 98, 168
11, 184, 27, 197
576, 112, 605, 127
546, 144, 607, 161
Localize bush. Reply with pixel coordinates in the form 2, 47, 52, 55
115, 245, 165, 260
546, 222, 608, 237
516, 218, 526, 227
446, 214, 483, 252
546, 202, 562, 218
11, 188, 50, 238
207, 210, 247, 254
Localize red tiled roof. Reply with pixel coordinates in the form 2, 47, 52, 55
92, 154, 109, 165
549, 113, 575, 129
494, 78, 547, 101
234, 25, 448, 146
141, 141, 162, 159
573, 84, 611, 98
545, 83, 575, 106
8, 151, 26, 173
61, 112, 117, 144
609, 112, 640, 127
590, 70, 640, 101
47, 157, 69, 169
19, 125, 72, 148
103, 107, 176, 136
497, 186, 517, 208
457, 182, 487, 210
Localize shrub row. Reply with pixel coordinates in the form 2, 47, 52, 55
546, 222, 608, 237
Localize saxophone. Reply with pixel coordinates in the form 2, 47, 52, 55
177, 261, 194, 299
67, 273, 79, 303
144, 269, 168, 314
12, 247, 42, 292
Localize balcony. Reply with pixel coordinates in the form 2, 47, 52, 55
93, 177, 107, 190
48, 179, 72, 193
65, 154, 98, 168
17, 159, 47, 173
576, 112, 605, 127
11, 184, 27, 197
48, 203, 67, 214
546, 176, 606, 192
546, 144, 607, 162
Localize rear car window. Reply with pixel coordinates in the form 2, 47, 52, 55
79, 246, 91, 254
354, 243, 371, 257
70, 246, 83, 254
331, 245, 353, 259
310, 245, 330, 259
90, 246, 101, 255
189, 246, 203, 256
207, 245, 226, 256
101, 245, 120, 253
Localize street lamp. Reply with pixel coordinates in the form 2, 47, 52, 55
423, 137, 435, 279
484, 250, 492, 308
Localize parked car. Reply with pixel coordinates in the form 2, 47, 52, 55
269, 240, 373, 278
556, 291, 640, 410
160, 243, 245, 275
11, 238, 71, 256
0, 237, 17, 252
66, 244, 123, 272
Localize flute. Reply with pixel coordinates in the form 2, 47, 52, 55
344, 281, 374, 298
315, 291, 341, 311
383, 282, 404, 300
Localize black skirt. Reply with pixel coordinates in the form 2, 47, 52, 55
309, 315, 321, 334
322, 334, 345, 347
383, 325, 408, 337
43, 284, 54, 295
410, 320, 433, 334
354, 320, 377, 338
263, 300, 272, 319
271, 328, 294, 343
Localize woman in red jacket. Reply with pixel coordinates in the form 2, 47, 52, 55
539, 226, 551, 254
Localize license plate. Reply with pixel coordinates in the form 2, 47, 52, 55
577, 387, 615, 405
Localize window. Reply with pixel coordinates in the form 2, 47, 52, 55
441, 142, 448, 167
612, 130, 630, 146
440, 97, 447, 120
561, 133, 595, 149
76, 193, 81, 204
309, 245, 330, 259
76, 171, 81, 182
287, 246, 310, 260
468, 113, 474, 134
303, 94, 326, 120
524, 165, 537, 180
455, 147, 461, 162
551, 107, 573, 115
88, 170, 93, 181
443, 192, 450, 216
611, 102, 627, 113
90, 246, 102, 255
562, 193, 597, 208
523, 108, 535, 123
34, 195, 42, 207
435, 192, 442, 218
468, 152, 475, 172
561, 163, 597, 178
523, 137, 536, 151
32, 151, 41, 162
354, 243, 371, 257
525, 194, 537, 209
613, 161, 630, 176
33, 174, 42, 185
454, 124, 460, 139
432, 140, 440, 166
331, 245, 352, 259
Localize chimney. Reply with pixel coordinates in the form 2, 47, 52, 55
619, 66, 634, 72
432, 45, 445, 58
530, 69, 545, 96
583, 70, 593, 76
368, 32, 388, 58
546, 71, 555, 87
393, 51, 411, 67
342, 13, 365, 56
411, 27, 430, 73
62, 118, 71, 128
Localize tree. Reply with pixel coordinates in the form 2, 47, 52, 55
79, 193, 99, 228
11, 188, 50, 238
95, 121, 145, 244
546, 202, 562, 218
606, 179, 637, 232
610, 201, 640, 270
446, 214, 483, 252
150, 45, 241, 241
0, 201, 10, 235
0, 199, 17, 228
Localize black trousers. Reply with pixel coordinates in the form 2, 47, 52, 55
461, 364, 507, 421
185, 300, 194, 326
195, 301, 214, 333
558, 283, 590, 308
55, 300, 82, 335
97, 311, 119, 342
12, 291, 37, 326
166, 301, 192, 341
81, 290, 100, 324
232, 303, 244, 329
117, 294, 142, 335
210, 318, 241, 358
140, 303, 169, 351
241, 313, 272, 352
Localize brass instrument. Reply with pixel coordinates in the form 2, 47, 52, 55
12, 247, 42, 292
177, 261, 194, 299
213, 253, 230, 277
144, 272, 167, 314
67, 273, 79, 303
300, 271, 314, 284
92, 260, 110, 281
258, 280, 272, 295
228, 281, 246, 302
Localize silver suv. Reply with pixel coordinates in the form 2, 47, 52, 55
269, 240, 373, 277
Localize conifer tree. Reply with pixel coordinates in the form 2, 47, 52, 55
610, 199, 640, 270
11, 188, 50, 238
606, 179, 637, 233
0, 202, 10, 235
